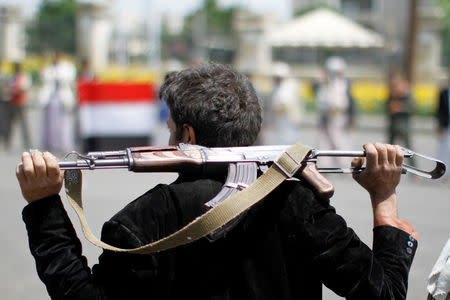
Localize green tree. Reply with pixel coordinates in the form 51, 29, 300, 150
27, 0, 79, 55
441, 0, 450, 66
189, 0, 237, 36
162, 0, 239, 63
294, 3, 338, 17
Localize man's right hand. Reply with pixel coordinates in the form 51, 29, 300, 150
351, 143, 417, 238
351, 143, 404, 219
351, 143, 403, 200
16, 151, 63, 203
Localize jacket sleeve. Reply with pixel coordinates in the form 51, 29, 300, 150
281, 182, 417, 300
22, 184, 183, 300
22, 195, 107, 300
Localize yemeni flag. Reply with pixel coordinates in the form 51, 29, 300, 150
78, 82, 158, 151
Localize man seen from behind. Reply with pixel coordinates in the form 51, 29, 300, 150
17, 63, 417, 300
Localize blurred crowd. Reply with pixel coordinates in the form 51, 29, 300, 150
0, 50, 92, 153
263, 57, 449, 173
261, 56, 449, 175
0, 56, 449, 178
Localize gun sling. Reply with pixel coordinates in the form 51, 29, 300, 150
63, 142, 311, 254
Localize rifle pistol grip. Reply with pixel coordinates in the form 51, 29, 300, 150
300, 162, 335, 200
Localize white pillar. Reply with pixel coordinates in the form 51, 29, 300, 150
76, 3, 111, 72
233, 10, 274, 74
0, 6, 26, 61
415, 4, 443, 82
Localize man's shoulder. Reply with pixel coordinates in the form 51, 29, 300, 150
167, 176, 225, 220
256, 179, 332, 219
106, 183, 172, 227
108, 177, 224, 225
168, 176, 224, 197
102, 177, 225, 247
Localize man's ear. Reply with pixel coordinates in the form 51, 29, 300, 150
181, 124, 196, 145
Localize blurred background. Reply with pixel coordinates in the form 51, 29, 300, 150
0, 0, 449, 152
0, 0, 449, 299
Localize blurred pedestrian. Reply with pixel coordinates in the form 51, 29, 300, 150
0, 60, 9, 150
3, 62, 31, 150
436, 72, 450, 180
386, 72, 414, 148
244, 71, 264, 145
317, 57, 354, 167
153, 71, 176, 146
244, 71, 263, 101
269, 62, 302, 145
158, 71, 178, 123
76, 58, 95, 149
39, 50, 76, 153
77, 58, 95, 84
158, 61, 183, 125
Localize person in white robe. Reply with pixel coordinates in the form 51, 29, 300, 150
269, 63, 303, 145
39, 51, 76, 153
317, 57, 354, 168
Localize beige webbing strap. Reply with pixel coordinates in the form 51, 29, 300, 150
64, 142, 311, 254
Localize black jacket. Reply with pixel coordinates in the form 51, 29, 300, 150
22, 176, 417, 300
437, 88, 449, 129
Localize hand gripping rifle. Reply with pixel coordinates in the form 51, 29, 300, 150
58, 143, 446, 254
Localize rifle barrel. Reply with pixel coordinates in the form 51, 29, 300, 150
59, 158, 130, 170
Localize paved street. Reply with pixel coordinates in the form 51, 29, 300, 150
1, 108, 449, 299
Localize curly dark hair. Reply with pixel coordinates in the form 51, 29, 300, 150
159, 63, 262, 147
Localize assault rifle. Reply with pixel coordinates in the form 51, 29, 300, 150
57, 143, 445, 248
59, 143, 445, 203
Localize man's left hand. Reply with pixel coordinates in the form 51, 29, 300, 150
16, 151, 63, 203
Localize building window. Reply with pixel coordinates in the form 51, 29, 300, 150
341, 0, 373, 12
